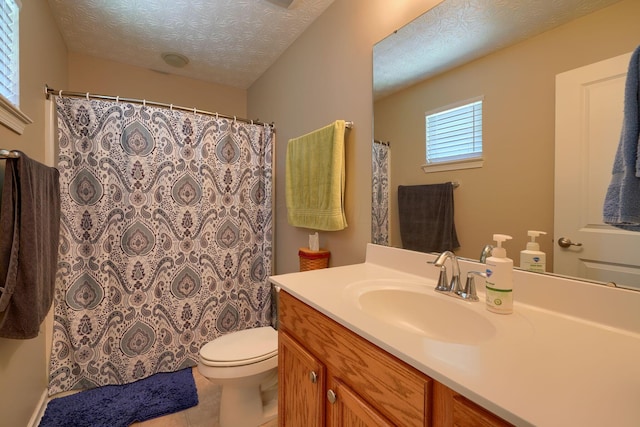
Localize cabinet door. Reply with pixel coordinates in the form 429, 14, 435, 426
452, 395, 513, 427
279, 290, 430, 427
433, 380, 513, 427
279, 330, 325, 427
327, 378, 395, 427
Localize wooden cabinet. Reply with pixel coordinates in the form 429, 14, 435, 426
327, 378, 395, 426
433, 381, 513, 427
278, 290, 513, 427
279, 330, 395, 426
278, 290, 430, 427
278, 331, 325, 426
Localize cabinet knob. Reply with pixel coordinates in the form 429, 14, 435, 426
327, 389, 337, 404
309, 371, 317, 384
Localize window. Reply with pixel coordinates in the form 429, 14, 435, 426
0, 0, 19, 104
0, 0, 30, 134
423, 97, 483, 173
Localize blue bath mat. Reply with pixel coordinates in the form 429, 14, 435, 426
39, 368, 199, 427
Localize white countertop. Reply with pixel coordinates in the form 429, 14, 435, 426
269, 244, 640, 427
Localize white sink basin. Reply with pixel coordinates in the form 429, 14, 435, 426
346, 279, 496, 344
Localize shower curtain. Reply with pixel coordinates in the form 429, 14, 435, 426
371, 141, 390, 245
48, 97, 274, 395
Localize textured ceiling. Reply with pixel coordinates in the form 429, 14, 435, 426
374, 0, 623, 100
47, 0, 335, 89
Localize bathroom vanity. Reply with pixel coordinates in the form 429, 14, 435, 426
278, 290, 510, 426
269, 244, 640, 426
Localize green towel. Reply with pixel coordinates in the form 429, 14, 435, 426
286, 120, 347, 231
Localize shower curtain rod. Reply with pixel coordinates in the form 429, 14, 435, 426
44, 84, 276, 129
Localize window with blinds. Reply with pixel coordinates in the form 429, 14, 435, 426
425, 97, 483, 166
0, 0, 19, 106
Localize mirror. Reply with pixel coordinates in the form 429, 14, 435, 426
372, 0, 640, 289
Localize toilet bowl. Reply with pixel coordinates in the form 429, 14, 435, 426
198, 326, 278, 427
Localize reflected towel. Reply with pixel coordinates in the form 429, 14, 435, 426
0, 152, 60, 339
286, 120, 347, 231
398, 183, 459, 253
603, 45, 640, 230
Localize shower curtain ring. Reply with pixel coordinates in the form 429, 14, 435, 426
193, 107, 197, 115
85, 92, 90, 101
170, 104, 173, 111
58, 90, 62, 97
115, 96, 119, 103
143, 99, 146, 107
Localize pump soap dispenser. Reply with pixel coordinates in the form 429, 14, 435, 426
520, 230, 547, 273
485, 234, 513, 315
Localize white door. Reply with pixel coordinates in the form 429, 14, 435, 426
555, 51, 640, 290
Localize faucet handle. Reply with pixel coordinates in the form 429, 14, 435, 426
434, 264, 450, 292
458, 271, 485, 301
449, 273, 463, 295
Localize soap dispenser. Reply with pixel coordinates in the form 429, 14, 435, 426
485, 234, 513, 315
520, 230, 547, 273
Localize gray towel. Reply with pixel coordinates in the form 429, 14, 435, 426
398, 183, 460, 253
0, 152, 60, 339
603, 45, 640, 230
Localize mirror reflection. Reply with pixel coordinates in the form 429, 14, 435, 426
372, 0, 640, 290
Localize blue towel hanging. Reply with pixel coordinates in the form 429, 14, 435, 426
603, 45, 640, 231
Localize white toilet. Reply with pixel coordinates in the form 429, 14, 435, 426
198, 326, 278, 427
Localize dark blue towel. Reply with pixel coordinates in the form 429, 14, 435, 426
398, 183, 460, 253
0, 152, 60, 338
603, 45, 640, 230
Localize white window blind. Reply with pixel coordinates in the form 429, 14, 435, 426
426, 98, 483, 164
0, 0, 19, 106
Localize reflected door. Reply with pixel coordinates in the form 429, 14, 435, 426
554, 51, 640, 290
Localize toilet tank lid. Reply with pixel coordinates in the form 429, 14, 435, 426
200, 326, 277, 364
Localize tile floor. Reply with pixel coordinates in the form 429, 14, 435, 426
130, 367, 278, 427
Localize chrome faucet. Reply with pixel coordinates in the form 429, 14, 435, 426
431, 251, 481, 301
480, 244, 494, 263
431, 251, 462, 295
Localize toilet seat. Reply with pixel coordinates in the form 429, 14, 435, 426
200, 326, 277, 367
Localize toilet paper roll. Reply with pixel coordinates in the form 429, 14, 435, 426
309, 232, 319, 251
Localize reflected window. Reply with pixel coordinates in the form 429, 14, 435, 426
425, 97, 483, 169
0, 0, 19, 105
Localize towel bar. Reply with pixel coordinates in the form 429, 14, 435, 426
0, 149, 20, 158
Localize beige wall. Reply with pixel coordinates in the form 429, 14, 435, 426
0, 2, 68, 427
68, 53, 247, 117
248, 0, 442, 274
374, 0, 640, 268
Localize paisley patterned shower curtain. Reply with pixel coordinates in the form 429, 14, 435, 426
371, 141, 390, 245
48, 97, 274, 395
